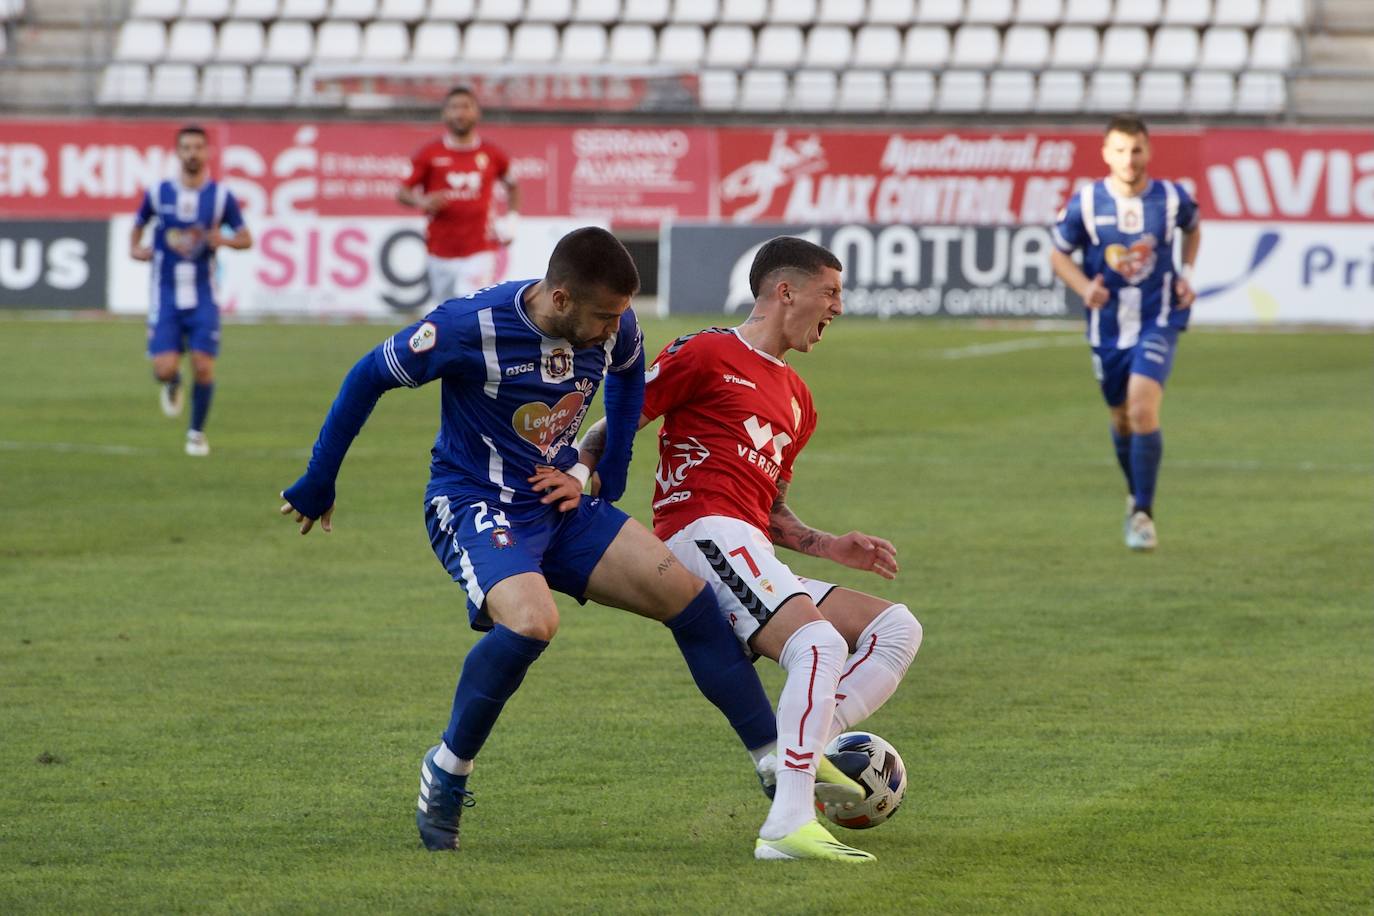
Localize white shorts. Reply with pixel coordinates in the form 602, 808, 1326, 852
665, 515, 836, 649
428, 251, 497, 304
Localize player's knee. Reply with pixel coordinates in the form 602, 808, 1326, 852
874, 604, 922, 677
506, 607, 560, 642
781, 618, 848, 671
1127, 402, 1158, 434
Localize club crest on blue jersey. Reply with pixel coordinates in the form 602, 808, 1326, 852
543, 347, 573, 381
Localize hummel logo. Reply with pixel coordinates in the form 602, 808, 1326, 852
722, 373, 757, 389
743, 415, 792, 462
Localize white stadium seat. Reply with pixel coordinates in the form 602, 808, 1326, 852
622, 0, 668, 22
803, 25, 853, 68
987, 70, 1034, 110
704, 24, 752, 67
378, 0, 426, 19
279, 0, 327, 17
1250, 26, 1297, 68
738, 69, 787, 110
413, 21, 460, 58
966, 0, 1013, 23
1036, 70, 1085, 111
362, 21, 409, 59
115, 21, 168, 62
166, 20, 216, 62
854, 26, 901, 68
573, 0, 620, 21
670, 0, 717, 24
561, 23, 608, 62
1113, 0, 1161, 25
1101, 26, 1149, 70
231, 0, 280, 16
200, 63, 248, 103
1163, 0, 1210, 25
1214, 0, 1261, 26
699, 69, 737, 109
132, 0, 182, 20
1136, 70, 1185, 111
867, 0, 914, 24
902, 26, 950, 68
918, 0, 963, 24
1150, 26, 1200, 69
791, 70, 837, 110
1087, 69, 1134, 110
1236, 69, 1285, 112
838, 70, 886, 110
889, 69, 935, 110
217, 20, 266, 62
720, 0, 766, 23
768, 0, 816, 25
264, 19, 313, 61
99, 64, 150, 104
608, 23, 655, 63
1189, 71, 1235, 112
1262, 0, 1308, 26
150, 63, 199, 103
1014, 0, 1062, 24
428, 0, 476, 19
1062, 0, 1108, 23
249, 63, 297, 105
510, 22, 558, 61
950, 25, 1000, 69
1199, 27, 1248, 71
658, 24, 704, 64
330, 0, 378, 19
315, 21, 361, 60
818, 0, 864, 25
1051, 26, 1099, 68
475, 0, 523, 22
1002, 26, 1050, 69
525, 0, 571, 20
936, 71, 986, 111
462, 22, 510, 59
183, 0, 231, 18
756, 25, 804, 66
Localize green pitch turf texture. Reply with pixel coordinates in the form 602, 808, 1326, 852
2, 315, 1370, 914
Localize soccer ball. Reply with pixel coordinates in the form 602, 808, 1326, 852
818, 732, 907, 829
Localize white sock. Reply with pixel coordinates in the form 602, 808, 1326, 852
759, 620, 848, 840
434, 742, 474, 777
829, 604, 922, 741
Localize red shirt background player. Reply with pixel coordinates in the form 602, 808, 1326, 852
397, 86, 521, 304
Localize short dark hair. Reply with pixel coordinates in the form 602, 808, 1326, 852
1105, 115, 1149, 139
177, 125, 207, 143
445, 85, 477, 104
748, 236, 842, 298
546, 227, 640, 300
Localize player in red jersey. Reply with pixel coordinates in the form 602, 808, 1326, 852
576, 237, 923, 862
397, 86, 520, 306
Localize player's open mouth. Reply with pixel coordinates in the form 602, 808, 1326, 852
817, 319, 831, 339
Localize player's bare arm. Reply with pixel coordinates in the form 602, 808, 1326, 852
397, 185, 446, 214
769, 479, 899, 579
130, 222, 152, 261
209, 226, 253, 251
1175, 225, 1202, 308
1050, 249, 1109, 309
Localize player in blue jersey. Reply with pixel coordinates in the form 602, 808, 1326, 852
277, 227, 779, 854
1050, 116, 1202, 551
130, 125, 252, 457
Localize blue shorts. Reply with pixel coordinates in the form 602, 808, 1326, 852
424, 493, 631, 630
1091, 328, 1179, 407
147, 303, 220, 357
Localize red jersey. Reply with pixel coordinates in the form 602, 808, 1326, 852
403, 136, 510, 258
642, 328, 817, 541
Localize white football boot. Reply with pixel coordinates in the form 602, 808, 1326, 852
1125, 510, 1157, 551
160, 381, 184, 417
185, 430, 210, 457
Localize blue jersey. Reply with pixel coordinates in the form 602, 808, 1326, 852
374, 280, 643, 509
135, 178, 244, 311
1052, 178, 1199, 349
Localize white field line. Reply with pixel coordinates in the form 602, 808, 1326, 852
802, 450, 1374, 475
932, 336, 1083, 359
0, 440, 309, 459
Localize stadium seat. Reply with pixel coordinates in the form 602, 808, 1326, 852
362, 21, 408, 59
1213, 0, 1261, 26
132, 0, 183, 19
1262, 0, 1307, 26
183, 0, 231, 18
1087, 69, 1134, 109
699, 69, 737, 108
720, 0, 766, 23
1014, 0, 1061, 23
1162, 0, 1210, 25
622, 0, 669, 22
510, 22, 558, 61
658, 24, 704, 64
838, 70, 886, 110
115, 21, 168, 62
316, 21, 362, 60
1136, 70, 1185, 110
1236, 69, 1285, 112
1250, 26, 1296, 68
818, 0, 864, 25
1199, 27, 1248, 71
200, 62, 249, 102
950, 25, 1000, 69
428, 0, 476, 19
756, 25, 803, 67
670, 0, 717, 24
936, 70, 986, 111
561, 23, 607, 61
573, 0, 620, 21
264, 19, 313, 61
231, 0, 280, 15
803, 25, 852, 68
377, 0, 426, 19
769, 0, 816, 24
791, 69, 837, 110
1062, 0, 1109, 23
413, 21, 460, 58
1150, 26, 1200, 69
249, 62, 297, 104
1036, 70, 1085, 110
1002, 25, 1050, 68
525, 0, 571, 20
150, 62, 199, 103
738, 69, 787, 110
1101, 26, 1149, 70
463, 21, 510, 59
279, 0, 327, 17
475, 0, 524, 22
704, 24, 752, 67
1112, 0, 1162, 25
867, 0, 914, 24
1050, 25, 1099, 68
216, 20, 266, 62
1189, 71, 1235, 111
330, 0, 379, 19
987, 69, 1034, 110
98, 63, 151, 104
966, 0, 1012, 23
854, 25, 901, 68
166, 19, 216, 62
608, 23, 655, 62
889, 69, 934, 110
919, 0, 963, 24
902, 26, 950, 68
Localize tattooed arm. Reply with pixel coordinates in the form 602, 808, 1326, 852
768, 479, 901, 579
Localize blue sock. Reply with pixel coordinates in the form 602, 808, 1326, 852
190, 381, 215, 432
443, 625, 548, 761
1130, 429, 1164, 514
1111, 428, 1133, 490
666, 587, 777, 752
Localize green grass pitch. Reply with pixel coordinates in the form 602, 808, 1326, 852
1, 314, 1370, 913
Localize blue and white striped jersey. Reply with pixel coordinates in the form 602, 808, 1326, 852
1052, 178, 1200, 349
135, 178, 244, 311
375, 280, 643, 508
